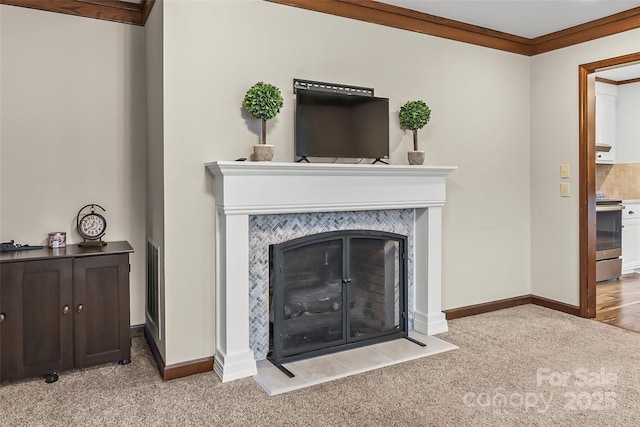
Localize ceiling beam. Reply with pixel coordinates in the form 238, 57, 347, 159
0, 0, 156, 26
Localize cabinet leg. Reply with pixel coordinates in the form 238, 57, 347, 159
44, 372, 59, 383
118, 359, 131, 365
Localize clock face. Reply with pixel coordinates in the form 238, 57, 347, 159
79, 213, 106, 240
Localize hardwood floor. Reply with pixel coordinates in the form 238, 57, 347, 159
596, 273, 640, 333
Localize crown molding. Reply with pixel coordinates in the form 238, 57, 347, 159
4, 0, 636, 49
596, 76, 640, 86
0, 0, 156, 26
595, 77, 619, 85
268, 0, 531, 55
619, 77, 640, 85
268, 0, 640, 56
530, 7, 640, 55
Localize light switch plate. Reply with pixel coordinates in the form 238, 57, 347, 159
561, 164, 570, 178
561, 183, 570, 197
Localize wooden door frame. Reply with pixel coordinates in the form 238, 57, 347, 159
579, 52, 640, 318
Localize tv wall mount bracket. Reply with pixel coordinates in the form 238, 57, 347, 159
293, 78, 374, 96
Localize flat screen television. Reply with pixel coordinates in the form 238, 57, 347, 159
295, 90, 389, 161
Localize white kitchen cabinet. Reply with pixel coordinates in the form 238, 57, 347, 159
622, 202, 640, 273
614, 82, 640, 163
595, 82, 617, 164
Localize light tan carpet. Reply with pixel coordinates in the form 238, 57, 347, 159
2, 304, 639, 426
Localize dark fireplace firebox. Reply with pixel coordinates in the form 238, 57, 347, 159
268, 229, 417, 376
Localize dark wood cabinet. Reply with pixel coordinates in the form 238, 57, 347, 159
73, 254, 131, 368
0, 241, 133, 383
0, 258, 74, 381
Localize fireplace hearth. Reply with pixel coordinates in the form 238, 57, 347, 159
269, 230, 409, 372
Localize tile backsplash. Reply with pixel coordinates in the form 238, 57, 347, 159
596, 163, 640, 200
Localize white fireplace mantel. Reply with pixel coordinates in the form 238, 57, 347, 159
205, 161, 456, 382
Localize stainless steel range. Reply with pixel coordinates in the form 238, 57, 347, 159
596, 199, 623, 282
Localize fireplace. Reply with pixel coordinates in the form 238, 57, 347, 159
205, 161, 456, 382
269, 230, 408, 367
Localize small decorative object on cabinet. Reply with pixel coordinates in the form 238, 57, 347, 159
0, 241, 133, 384
48, 232, 66, 249
243, 81, 283, 161
76, 203, 107, 247
399, 100, 431, 165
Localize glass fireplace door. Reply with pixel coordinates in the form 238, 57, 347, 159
348, 238, 401, 341
277, 238, 344, 357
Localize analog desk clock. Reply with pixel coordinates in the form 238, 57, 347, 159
76, 203, 107, 247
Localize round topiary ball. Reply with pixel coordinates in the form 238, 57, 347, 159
399, 100, 431, 131
243, 82, 284, 121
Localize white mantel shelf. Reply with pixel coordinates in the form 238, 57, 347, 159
206, 161, 457, 215
205, 161, 457, 382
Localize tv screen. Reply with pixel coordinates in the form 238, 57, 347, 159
295, 90, 389, 160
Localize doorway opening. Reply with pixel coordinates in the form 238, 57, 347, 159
579, 52, 640, 319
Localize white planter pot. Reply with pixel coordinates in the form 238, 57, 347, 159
253, 144, 274, 162
408, 151, 425, 165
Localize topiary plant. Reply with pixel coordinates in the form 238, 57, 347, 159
243, 82, 284, 145
399, 100, 431, 151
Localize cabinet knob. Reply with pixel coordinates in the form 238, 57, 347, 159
630, 211, 635, 215
77, 304, 84, 313
0, 313, 5, 323
62, 305, 70, 315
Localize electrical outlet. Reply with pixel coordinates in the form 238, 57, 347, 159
561, 183, 570, 197
561, 164, 570, 178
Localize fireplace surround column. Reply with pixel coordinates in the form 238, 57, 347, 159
214, 210, 257, 382
413, 206, 447, 335
206, 161, 456, 382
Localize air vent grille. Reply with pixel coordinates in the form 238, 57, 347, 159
146, 240, 159, 329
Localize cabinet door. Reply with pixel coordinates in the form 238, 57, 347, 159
623, 217, 640, 272
73, 254, 130, 368
0, 265, 4, 382
595, 85, 617, 164
0, 259, 74, 382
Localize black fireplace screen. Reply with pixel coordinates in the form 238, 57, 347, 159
269, 230, 408, 365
